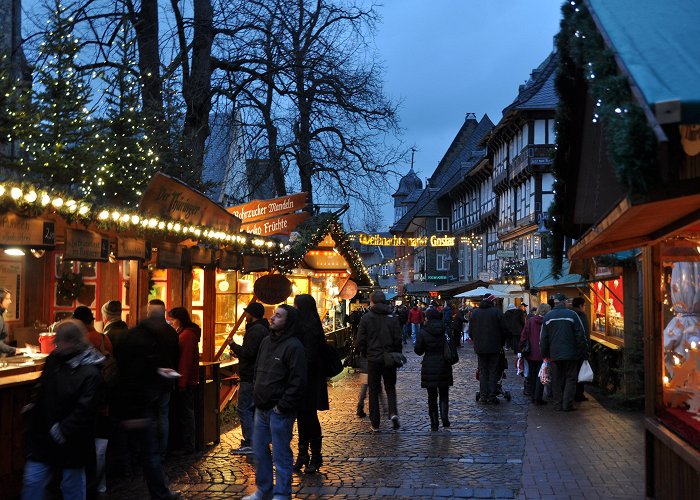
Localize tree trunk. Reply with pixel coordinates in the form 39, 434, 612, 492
131, 0, 170, 170
181, 0, 214, 186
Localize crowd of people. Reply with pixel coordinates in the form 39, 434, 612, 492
17, 289, 591, 500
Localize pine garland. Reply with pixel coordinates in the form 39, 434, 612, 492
550, 0, 658, 274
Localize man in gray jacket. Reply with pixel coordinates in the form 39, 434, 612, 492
540, 294, 588, 412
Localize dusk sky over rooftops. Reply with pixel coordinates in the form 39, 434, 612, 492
374, 0, 563, 228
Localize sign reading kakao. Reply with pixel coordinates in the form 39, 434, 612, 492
139, 173, 242, 234
0, 213, 55, 248
241, 212, 310, 236
156, 242, 184, 269
64, 228, 109, 262
117, 237, 148, 260
228, 193, 307, 223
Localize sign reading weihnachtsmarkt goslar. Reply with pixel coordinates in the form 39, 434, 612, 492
357, 233, 456, 247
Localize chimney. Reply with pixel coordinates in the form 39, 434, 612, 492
465, 112, 476, 122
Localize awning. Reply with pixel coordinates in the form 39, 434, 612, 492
588, 0, 700, 123
528, 258, 587, 289
433, 280, 487, 295
568, 193, 700, 261
405, 282, 437, 294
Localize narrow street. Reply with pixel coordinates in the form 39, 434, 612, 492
108, 345, 644, 499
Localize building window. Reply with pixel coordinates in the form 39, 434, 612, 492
436, 217, 449, 232
436, 250, 449, 271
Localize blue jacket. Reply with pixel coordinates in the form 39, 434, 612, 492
540, 304, 588, 361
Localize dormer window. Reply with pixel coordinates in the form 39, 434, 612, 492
436, 217, 449, 232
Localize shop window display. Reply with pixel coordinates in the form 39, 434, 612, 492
52, 255, 98, 322
592, 278, 624, 339
661, 261, 700, 447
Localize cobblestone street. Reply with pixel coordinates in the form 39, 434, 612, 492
108, 345, 644, 499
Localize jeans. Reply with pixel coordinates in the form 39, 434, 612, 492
551, 360, 579, 410
402, 323, 410, 343
176, 386, 196, 452
157, 388, 171, 458
237, 381, 255, 447
22, 460, 86, 500
367, 359, 398, 428
122, 412, 173, 499
252, 408, 296, 498
477, 353, 500, 401
411, 323, 420, 344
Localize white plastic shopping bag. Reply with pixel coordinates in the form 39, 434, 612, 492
578, 360, 594, 383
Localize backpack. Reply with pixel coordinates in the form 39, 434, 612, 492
443, 332, 459, 365
99, 334, 119, 387
321, 341, 343, 378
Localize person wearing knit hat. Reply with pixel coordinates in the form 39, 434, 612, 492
102, 300, 128, 348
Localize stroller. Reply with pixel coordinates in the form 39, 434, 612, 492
475, 349, 512, 402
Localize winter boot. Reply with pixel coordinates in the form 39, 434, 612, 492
293, 438, 309, 472
429, 410, 439, 432
306, 437, 323, 474
439, 399, 450, 428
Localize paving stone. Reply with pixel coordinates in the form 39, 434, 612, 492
104, 347, 643, 499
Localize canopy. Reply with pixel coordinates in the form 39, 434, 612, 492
454, 287, 509, 299
527, 258, 586, 289
588, 0, 700, 123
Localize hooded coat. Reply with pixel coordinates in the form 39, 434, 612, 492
519, 315, 545, 361
25, 347, 104, 468
253, 311, 307, 414
355, 302, 403, 362
231, 318, 269, 383
469, 299, 508, 354
414, 318, 453, 388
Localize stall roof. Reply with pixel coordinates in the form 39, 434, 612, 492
568, 193, 700, 260
528, 258, 587, 289
588, 0, 700, 123
433, 280, 487, 295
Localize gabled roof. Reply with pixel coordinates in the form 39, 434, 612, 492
587, 0, 700, 123
390, 115, 493, 233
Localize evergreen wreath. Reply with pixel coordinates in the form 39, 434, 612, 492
549, 1, 658, 275
57, 271, 85, 301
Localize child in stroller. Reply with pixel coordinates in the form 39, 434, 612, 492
475, 349, 512, 402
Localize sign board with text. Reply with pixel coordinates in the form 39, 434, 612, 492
358, 234, 456, 247
228, 193, 307, 224
156, 242, 184, 269
139, 172, 241, 234
496, 250, 515, 258
241, 212, 310, 236
0, 214, 55, 248
117, 237, 148, 260
64, 228, 109, 262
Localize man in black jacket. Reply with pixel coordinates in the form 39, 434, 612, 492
469, 294, 508, 404
244, 305, 306, 500
229, 302, 269, 455
22, 320, 102, 499
355, 291, 404, 431
102, 299, 128, 348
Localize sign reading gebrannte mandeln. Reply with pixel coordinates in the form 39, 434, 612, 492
0, 213, 55, 248
139, 173, 241, 233
227, 193, 308, 224
64, 228, 109, 262
240, 212, 310, 236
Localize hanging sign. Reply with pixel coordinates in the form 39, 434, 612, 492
243, 254, 270, 273
227, 192, 308, 223
254, 274, 293, 304
117, 237, 148, 260
680, 124, 700, 156
241, 212, 310, 236
64, 228, 109, 262
0, 214, 55, 248
218, 250, 241, 270
139, 172, 241, 233
187, 246, 215, 267
357, 233, 456, 247
339, 280, 358, 300
156, 242, 184, 269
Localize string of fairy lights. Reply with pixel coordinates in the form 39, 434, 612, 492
0, 180, 281, 252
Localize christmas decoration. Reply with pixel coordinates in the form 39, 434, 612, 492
56, 270, 85, 301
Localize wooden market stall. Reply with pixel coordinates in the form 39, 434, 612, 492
553, 1, 700, 496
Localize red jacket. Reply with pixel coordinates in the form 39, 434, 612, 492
177, 325, 201, 389
407, 307, 424, 325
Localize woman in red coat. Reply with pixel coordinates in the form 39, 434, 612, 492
519, 303, 551, 405
167, 307, 201, 454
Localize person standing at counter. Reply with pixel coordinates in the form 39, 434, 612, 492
22, 319, 103, 500
0, 288, 23, 355
167, 307, 201, 456
102, 300, 128, 349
